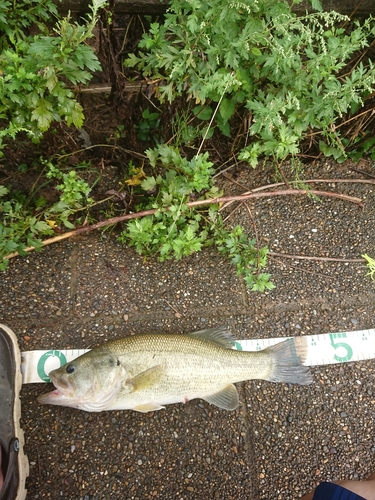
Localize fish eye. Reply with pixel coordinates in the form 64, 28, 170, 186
66, 364, 75, 374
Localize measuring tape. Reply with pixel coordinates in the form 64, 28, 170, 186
21, 328, 375, 384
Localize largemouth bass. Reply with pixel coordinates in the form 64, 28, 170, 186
38, 327, 312, 413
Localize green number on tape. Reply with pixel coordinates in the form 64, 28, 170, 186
233, 341, 243, 351
37, 350, 67, 382
329, 333, 353, 362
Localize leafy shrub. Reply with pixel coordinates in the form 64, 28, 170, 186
0, 161, 95, 270
119, 145, 274, 291
0, 0, 107, 270
0, 0, 106, 150
125, 0, 375, 164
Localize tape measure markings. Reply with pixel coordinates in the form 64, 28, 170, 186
21, 328, 375, 384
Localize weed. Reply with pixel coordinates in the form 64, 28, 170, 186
0, 0, 107, 269
0, 0, 106, 151
0, 159, 97, 269
118, 145, 274, 291
125, 0, 375, 166
135, 108, 161, 143
362, 253, 375, 281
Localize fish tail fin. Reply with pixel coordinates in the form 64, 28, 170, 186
265, 338, 312, 385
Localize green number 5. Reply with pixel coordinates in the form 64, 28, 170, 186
329, 333, 353, 362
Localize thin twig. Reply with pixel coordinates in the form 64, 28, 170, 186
163, 299, 184, 317
222, 201, 243, 222
269, 256, 335, 279
349, 168, 375, 180
3, 188, 364, 262
275, 159, 291, 189
196, 75, 233, 158
220, 178, 374, 210
268, 251, 363, 263
221, 173, 252, 192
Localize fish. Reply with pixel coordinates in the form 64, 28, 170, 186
37, 327, 312, 413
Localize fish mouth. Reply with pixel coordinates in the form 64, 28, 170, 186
37, 374, 77, 406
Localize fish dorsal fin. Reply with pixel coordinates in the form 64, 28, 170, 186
190, 327, 235, 348
202, 384, 239, 411
126, 365, 164, 392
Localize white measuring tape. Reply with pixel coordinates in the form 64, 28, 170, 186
21, 328, 375, 385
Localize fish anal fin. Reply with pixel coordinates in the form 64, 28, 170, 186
127, 365, 164, 392
190, 327, 235, 349
202, 383, 239, 411
133, 402, 165, 413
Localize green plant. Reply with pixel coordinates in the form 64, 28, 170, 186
0, 184, 53, 270
43, 161, 97, 228
0, 0, 58, 50
118, 144, 273, 291
343, 134, 375, 163
362, 253, 375, 281
0, 0, 110, 270
170, 107, 201, 147
125, 0, 375, 166
0, 160, 96, 269
135, 108, 161, 142
214, 223, 274, 291
0, 0, 106, 151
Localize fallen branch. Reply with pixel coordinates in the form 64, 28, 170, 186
220, 177, 375, 210
3, 187, 364, 262
269, 256, 335, 279
268, 251, 363, 263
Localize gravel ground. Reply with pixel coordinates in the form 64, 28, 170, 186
1, 160, 375, 499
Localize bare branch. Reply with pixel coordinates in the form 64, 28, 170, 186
2, 187, 364, 262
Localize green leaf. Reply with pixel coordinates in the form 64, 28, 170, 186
31, 99, 54, 132
33, 220, 52, 232
201, 125, 214, 139
251, 47, 262, 56
193, 105, 213, 121
218, 121, 231, 137
219, 98, 235, 123
0, 185, 9, 197
141, 176, 157, 191
65, 101, 84, 128
308, 0, 322, 11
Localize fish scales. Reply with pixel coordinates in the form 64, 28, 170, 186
109, 333, 274, 381
37, 328, 312, 413
106, 334, 274, 410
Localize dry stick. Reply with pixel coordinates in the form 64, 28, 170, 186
350, 168, 375, 180
220, 178, 375, 210
3, 188, 364, 262
269, 257, 335, 279
268, 251, 363, 263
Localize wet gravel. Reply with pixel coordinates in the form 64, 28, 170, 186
1, 160, 375, 499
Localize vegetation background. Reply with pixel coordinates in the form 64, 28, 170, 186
1, 0, 375, 288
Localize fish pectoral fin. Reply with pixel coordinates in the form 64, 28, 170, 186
126, 365, 164, 393
133, 402, 165, 413
202, 384, 239, 411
